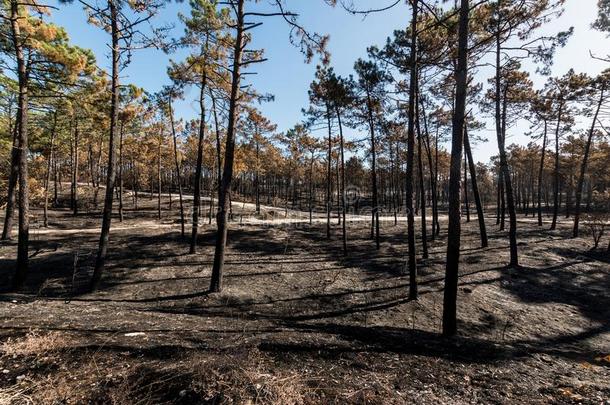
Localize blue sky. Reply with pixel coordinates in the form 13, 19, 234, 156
48, 0, 608, 163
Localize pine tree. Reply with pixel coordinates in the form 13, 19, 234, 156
1, 1, 94, 288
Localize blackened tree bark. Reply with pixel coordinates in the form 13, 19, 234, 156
308, 149, 314, 225
495, 21, 518, 267
443, 0, 469, 337
336, 106, 348, 256
365, 89, 380, 249
434, 129, 440, 235
211, 91, 222, 202
421, 102, 438, 240
463, 152, 470, 222
190, 70, 207, 254
406, 0, 418, 300
11, 0, 31, 288
157, 133, 162, 220
415, 95, 428, 259
2, 125, 18, 240
537, 119, 547, 226
118, 121, 125, 222
464, 127, 488, 248
550, 99, 564, 231
43, 111, 58, 228
89, 0, 120, 291
326, 101, 332, 239
209, 0, 245, 293
72, 118, 79, 216
573, 82, 605, 237
2, 102, 18, 240
255, 136, 261, 214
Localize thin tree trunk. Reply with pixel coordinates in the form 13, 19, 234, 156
309, 150, 314, 225
494, 21, 518, 267
537, 119, 547, 226
499, 171, 506, 229
416, 107, 428, 259
53, 150, 59, 207
255, 137, 261, 215
118, 120, 124, 222
366, 90, 380, 249
90, 0, 120, 291
44, 111, 58, 228
389, 137, 398, 226
573, 83, 605, 237
463, 152, 470, 222
434, 127, 440, 235
169, 171, 173, 211
336, 107, 347, 256
11, 0, 31, 288
210, 0, 244, 292
443, 0, 469, 337
326, 102, 332, 239
406, 0, 418, 300
157, 133, 162, 220
421, 103, 438, 240
565, 175, 571, 218
336, 158, 341, 225
169, 96, 185, 237
211, 91, 222, 202
190, 69, 208, 254
2, 120, 19, 240
464, 127, 488, 248
72, 119, 79, 216
551, 100, 563, 230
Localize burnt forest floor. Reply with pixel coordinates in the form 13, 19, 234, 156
0, 191, 609, 404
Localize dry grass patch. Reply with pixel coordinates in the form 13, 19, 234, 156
1, 331, 75, 358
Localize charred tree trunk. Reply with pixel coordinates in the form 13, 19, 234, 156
495, 27, 518, 267
416, 94, 428, 259
366, 90, 380, 249
550, 100, 563, 231
421, 104, 438, 240
2, 101, 18, 240
72, 119, 79, 216
255, 136, 260, 215
53, 151, 59, 207
537, 119, 547, 226
89, 0, 120, 291
210, 0, 244, 293
326, 102, 332, 239
211, 91, 222, 202
157, 134, 162, 221
11, 0, 31, 288
309, 150, 314, 225
336, 158, 341, 225
336, 106, 348, 256
190, 70, 208, 254
406, 0, 418, 300
463, 152, 470, 222
464, 127, 488, 248
443, 0, 469, 337
573, 83, 605, 237
389, 137, 398, 226
434, 128, 440, 235
43, 111, 58, 228
118, 121, 125, 222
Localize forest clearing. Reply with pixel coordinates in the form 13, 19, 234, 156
1, 0, 610, 403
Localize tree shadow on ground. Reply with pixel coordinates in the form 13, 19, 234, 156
259, 323, 517, 364
499, 259, 610, 324
0, 237, 97, 296
0, 228, 294, 298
